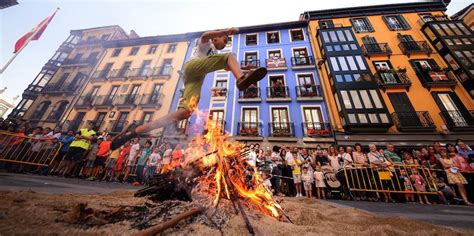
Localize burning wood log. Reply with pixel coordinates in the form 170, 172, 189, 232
132, 207, 203, 236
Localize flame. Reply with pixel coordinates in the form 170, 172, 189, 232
180, 102, 282, 219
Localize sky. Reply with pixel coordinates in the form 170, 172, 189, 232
0, 0, 471, 108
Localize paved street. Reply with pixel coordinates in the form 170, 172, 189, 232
325, 200, 474, 231
1, 172, 473, 231
0, 172, 140, 194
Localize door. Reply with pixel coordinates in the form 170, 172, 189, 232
388, 93, 421, 127
242, 108, 258, 132
362, 36, 381, 52
72, 112, 86, 131
398, 34, 419, 50
139, 60, 151, 76
114, 112, 129, 132
119, 62, 131, 77
95, 112, 106, 130
271, 107, 290, 135
293, 48, 308, 65
437, 93, 468, 127
150, 84, 162, 103
107, 86, 119, 104
374, 61, 397, 83
245, 52, 258, 67
161, 59, 173, 75
100, 63, 113, 78
128, 85, 141, 103
303, 107, 323, 135
209, 110, 225, 130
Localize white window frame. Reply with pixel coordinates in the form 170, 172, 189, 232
266, 31, 281, 44
289, 28, 305, 42
245, 33, 259, 46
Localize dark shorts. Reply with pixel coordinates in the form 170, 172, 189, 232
94, 156, 107, 167
55, 151, 68, 161
64, 147, 86, 162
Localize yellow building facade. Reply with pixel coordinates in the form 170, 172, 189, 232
23, 25, 130, 129
303, 1, 474, 146
63, 35, 189, 138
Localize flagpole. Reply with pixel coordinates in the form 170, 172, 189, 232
0, 8, 59, 74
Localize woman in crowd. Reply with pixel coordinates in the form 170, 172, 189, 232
439, 151, 472, 205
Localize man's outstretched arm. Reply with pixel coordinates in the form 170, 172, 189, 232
201, 27, 239, 42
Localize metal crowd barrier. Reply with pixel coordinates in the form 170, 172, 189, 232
343, 163, 438, 195
0, 131, 62, 167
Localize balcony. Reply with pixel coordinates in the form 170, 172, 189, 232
149, 66, 173, 80
75, 95, 94, 109
113, 94, 140, 109
265, 58, 287, 71
391, 111, 436, 132
139, 93, 164, 109
418, 15, 450, 27
398, 41, 432, 57
295, 85, 323, 101
291, 56, 315, 69
62, 57, 97, 67
238, 86, 261, 102
211, 87, 227, 100
302, 122, 332, 137
76, 38, 107, 46
266, 86, 291, 102
240, 60, 260, 69
269, 122, 295, 138
362, 43, 392, 58
417, 68, 457, 90
374, 69, 412, 92
93, 95, 114, 108
41, 83, 77, 95
90, 70, 109, 82
439, 110, 474, 131
236, 122, 263, 141
128, 68, 152, 80
108, 69, 130, 81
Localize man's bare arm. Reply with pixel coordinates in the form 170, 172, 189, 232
201, 27, 239, 42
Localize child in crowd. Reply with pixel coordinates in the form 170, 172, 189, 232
123, 138, 140, 181
431, 171, 455, 204
261, 172, 272, 195
146, 146, 162, 184
313, 165, 326, 200
410, 168, 431, 204
136, 140, 152, 184
82, 138, 101, 178
112, 141, 131, 182
399, 169, 415, 202
88, 134, 111, 181
103, 145, 121, 181
301, 166, 313, 198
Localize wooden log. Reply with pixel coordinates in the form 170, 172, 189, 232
132, 207, 203, 236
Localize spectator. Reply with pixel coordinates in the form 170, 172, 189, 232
112, 140, 131, 182
344, 146, 354, 166
410, 168, 431, 204
447, 143, 473, 172
384, 144, 402, 164
431, 171, 455, 204
123, 138, 140, 181
313, 165, 326, 199
82, 138, 102, 178
146, 146, 162, 184
439, 152, 472, 205
62, 122, 96, 177
287, 147, 303, 197
270, 145, 283, 196
327, 145, 339, 170
161, 143, 173, 173
89, 134, 112, 181
300, 148, 313, 171
103, 147, 120, 181
399, 169, 415, 203
402, 152, 419, 165
353, 143, 368, 165
301, 166, 313, 198
315, 150, 329, 166
456, 139, 474, 160
50, 130, 74, 175
137, 140, 152, 184
247, 144, 257, 167
261, 172, 272, 194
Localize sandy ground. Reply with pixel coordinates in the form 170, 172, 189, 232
0, 190, 470, 236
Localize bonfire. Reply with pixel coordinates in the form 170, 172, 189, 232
135, 99, 289, 235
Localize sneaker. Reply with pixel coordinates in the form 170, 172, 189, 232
111, 123, 139, 150
236, 67, 267, 90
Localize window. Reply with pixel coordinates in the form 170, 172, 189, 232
150, 84, 162, 103
242, 108, 258, 123
161, 59, 173, 75
340, 91, 352, 109
432, 24, 446, 36
338, 57, 349, 71
118, 61, 132, 77
355, 56, 366, 70
209, 110, 224, 122
290, 29, 304, 41
114, 112, 129, 132
440, 24, 455, 36
108, 86, 119, 102
351, 17, 374, 33
344, 30, 354, 41
424, 27, 436, 41
267, 31, 280, 44
293, 48, 308, 58
369, 90, 383, 108
148, 45, 157, 54
350, 91, 363, 108
319, 20, 334, 29
418, 14, 433, 23
246, 34, 257, 45
129, 47, 139, 56
167, 44, 177, 53
271, 107, 289, 123
268, 50, 281, 59
383, 15, 410, 30
142, 112, 154, 124
346, 56, 357, 70
101, 34, 110, 40
456, 23, 471, 35
111, 48, 121, 57
95, 112, 106, 129
461, 38, 471, 45
359, 90, 373, 108
448, 23, 462, 35
215, 80, 227, 89
330, 57, 339, 71
321, 32, 330, 43
454, 51, 471, 66
329, 31, 338, 42
297, 74, 314, 85
444, 54, 460, 70
139, 60, 152, 76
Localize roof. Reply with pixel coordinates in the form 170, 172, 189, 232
103, 21, 307, 48
451, 3, 473, 20
70, 25, 128, 36
301, 0, 450, 20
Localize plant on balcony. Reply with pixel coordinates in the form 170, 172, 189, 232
273, 128, 291, 137
211, 87, 227, 97
240, 128, 258, 135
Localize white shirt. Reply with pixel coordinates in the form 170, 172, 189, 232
328, 155, 340, 170
247, 150, 257, 167
191, 38, 217, 59
148, 153, 161, 166
129, 143, 140, 162
162, 148, 173, 164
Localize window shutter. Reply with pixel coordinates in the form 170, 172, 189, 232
382, 16, 394, 31
365, 17, 375, 32
350, 18, 360, 33
409, 60, 427, 83
398, 15, 411, 30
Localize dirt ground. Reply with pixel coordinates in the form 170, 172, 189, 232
0, 190, 470, 235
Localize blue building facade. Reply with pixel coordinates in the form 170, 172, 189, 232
166, 21, 333, 148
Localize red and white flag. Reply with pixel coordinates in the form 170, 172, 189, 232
14, 9, 58, 53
